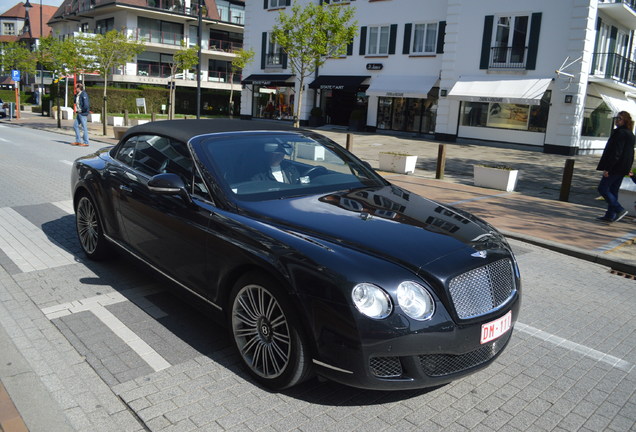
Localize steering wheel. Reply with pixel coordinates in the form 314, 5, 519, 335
304, 166, 328, 178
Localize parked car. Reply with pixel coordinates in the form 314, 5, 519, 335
71, 119, 521, 391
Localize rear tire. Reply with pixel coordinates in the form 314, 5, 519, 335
75, 194, 111, 260
229, 272, 312, 390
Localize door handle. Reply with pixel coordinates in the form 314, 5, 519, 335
119, 185, 132, 193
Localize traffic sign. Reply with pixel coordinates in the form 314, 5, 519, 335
11, 70, 20, 82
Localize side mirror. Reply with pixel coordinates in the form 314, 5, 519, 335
148, 173, 193, 205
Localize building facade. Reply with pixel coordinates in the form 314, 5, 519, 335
240, 0, 636, 155
48, 0, 244, 113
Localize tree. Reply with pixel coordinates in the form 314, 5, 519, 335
168, 43, 199, 120
37, 36, 90, 127
79, 30, 145, 134
272, 1, 357, 127
0, 41, 36, 93
229, 48, 255, 117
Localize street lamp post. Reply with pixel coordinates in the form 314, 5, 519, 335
21, 0, 33, 121
40, 0, 44, 116
196, 0, 202, 119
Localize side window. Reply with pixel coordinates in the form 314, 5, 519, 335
114, 136, 137, 166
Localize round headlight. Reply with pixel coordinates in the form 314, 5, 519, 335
352, 283, 392, 319
397, 281, 435, 321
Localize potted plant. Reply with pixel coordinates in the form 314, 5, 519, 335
379, 152, 418, 174
308, 106, 324, 127
473, 164, 519, 192
348, 109, 366, 131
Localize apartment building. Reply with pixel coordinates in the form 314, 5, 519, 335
240, 0, 636, 155
48, 0, 244, 110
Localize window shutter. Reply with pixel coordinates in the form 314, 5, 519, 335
264, 0, 268, 9
389, 24, 398, 55
261, 32, 267, 69
479, 15, 493, 69
347, 42, 353, 56
359, 26, 367, 55
591, 17, 602, 72
282, 51, 288, 69
526, 12, 542, 70
436, 21, 446, 54
403, 23, 412, 54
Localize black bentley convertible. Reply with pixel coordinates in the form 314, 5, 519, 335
71, 119, 521, 390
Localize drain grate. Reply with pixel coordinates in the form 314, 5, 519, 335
610, 269, 636, 280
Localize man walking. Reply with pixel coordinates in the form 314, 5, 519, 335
72, 83, 90, 147
596, 110, 635, 223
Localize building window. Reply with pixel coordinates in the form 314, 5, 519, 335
581, 94, 613, 138
460, 91, 550, 132
269, 0, 288, 8
3, 23, 15, 35
95, 18, 114, 34
492, 15, 529, 67
267, 33, 283, 66
217, 0, 245, 24
138, 17, 183, 46
412, 23, 437, 54
368, 25, 390, 55
137, 51, 173, 78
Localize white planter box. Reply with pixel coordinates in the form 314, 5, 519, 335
107, 116, 124, 126
129, 119, 150, 126
60, 107, 74, 120
296, 143, 325, 161
473, 165, 519, 192
619, 176, 636, 216
88, 113, 101, 123
378, 153, 418, 174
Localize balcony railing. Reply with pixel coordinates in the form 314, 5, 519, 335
266, 53, 283, 67
137, 64, 172, 78
488, 46, 528, 69
592, 52, 636, 86
209, 38, 243, 53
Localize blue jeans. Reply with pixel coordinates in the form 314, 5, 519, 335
73, 114, 89, 145
597, 174, 625, 219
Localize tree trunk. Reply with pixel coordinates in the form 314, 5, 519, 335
102, 79, 108, 136
293, 76, 305, 128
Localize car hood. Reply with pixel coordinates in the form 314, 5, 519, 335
238, 185, 506, 271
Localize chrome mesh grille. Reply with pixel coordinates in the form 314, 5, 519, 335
369, 356, 402, 378
418, 331, 511, 377
448, 258, 515, 319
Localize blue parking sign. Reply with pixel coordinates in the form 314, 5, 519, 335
11, 70, 20, 82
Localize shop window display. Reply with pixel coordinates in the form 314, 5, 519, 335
581, 95, 613, 138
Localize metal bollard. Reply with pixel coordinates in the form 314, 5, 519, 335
559, 158, 575, 202
124, 109, 129, 126
346, 133, 353, 152
436, 144, 447, 180
151, 112, 156, 122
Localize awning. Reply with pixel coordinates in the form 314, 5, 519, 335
241, 74, 294, 86
308, 75, 370, 91
589, 83, 636, 116
366, 75, 438, 98
448, 76, 552, 105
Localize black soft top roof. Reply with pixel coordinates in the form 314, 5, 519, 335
120, 119, 304, 144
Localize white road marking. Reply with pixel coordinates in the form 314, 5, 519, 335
42, 287, 170, 372
60, 160, 74, 166
516, 322, 634, 373
0, 207, 77, 272
594, 230, 636, 253
52, 200, 74, 214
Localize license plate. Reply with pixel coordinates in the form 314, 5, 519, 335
480, 311, 512, 344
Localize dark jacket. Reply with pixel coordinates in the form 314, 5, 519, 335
596, 125, 635, 176
251, 161, 301, 184
76, 91, 90, 116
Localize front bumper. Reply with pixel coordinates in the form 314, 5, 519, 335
311, 293, 520, 390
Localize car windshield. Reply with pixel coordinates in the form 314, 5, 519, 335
190, 131, 388, 201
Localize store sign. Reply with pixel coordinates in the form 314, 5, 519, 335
386, 92, 404, 97
366, 63, 383, 71
252, 80, 273, 85
478, 97, 504, 103
320, 84, 345, 90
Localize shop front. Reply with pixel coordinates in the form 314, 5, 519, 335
367, 75, 439, 134
309, 75, 370, 127
241, 74, 296, 120
448, 76, 552, 146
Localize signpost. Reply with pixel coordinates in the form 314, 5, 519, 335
11, 70, 20, 119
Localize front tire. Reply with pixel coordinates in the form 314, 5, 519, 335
75, 194, 111, 260
229, 273, 312, 390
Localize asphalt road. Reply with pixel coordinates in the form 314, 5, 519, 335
0, 123, 634, 432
